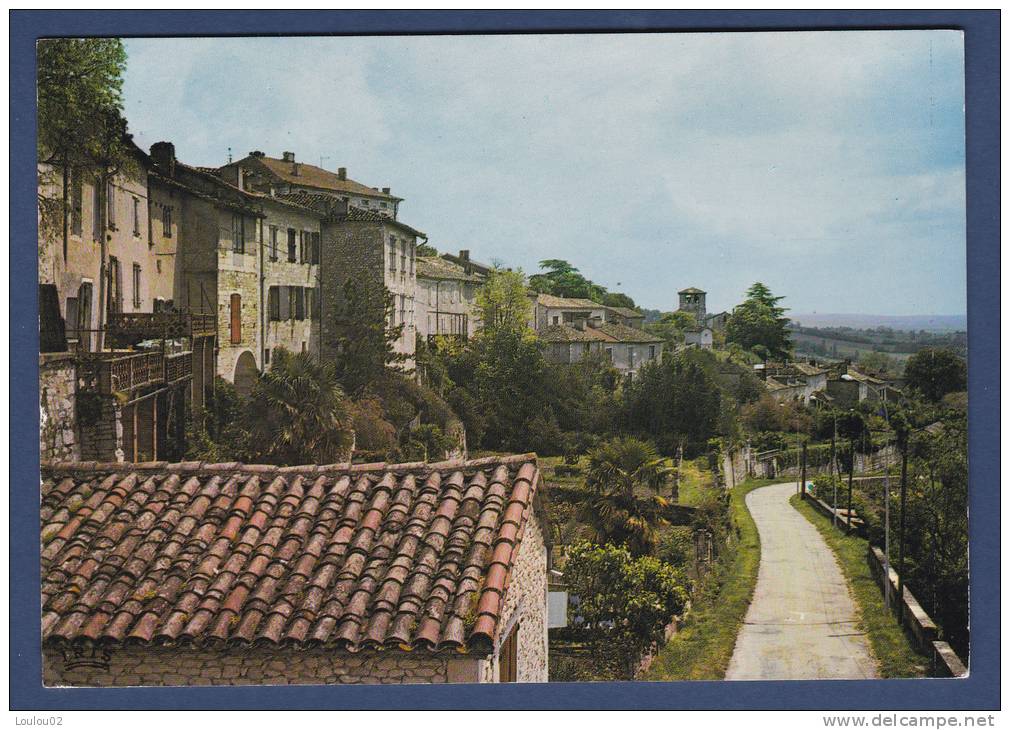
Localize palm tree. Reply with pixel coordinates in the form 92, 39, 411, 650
579, 436, 674, 556
242, 348, 354, 465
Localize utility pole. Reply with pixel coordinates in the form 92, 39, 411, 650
846, 437, 855, 533
831, 416, 838, 527
897, 444, 909, 603
800, 441, 807, 501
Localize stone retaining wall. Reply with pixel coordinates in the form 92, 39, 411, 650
39, 354, 80, 462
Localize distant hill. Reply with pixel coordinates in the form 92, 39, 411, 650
789, 313, 966, 332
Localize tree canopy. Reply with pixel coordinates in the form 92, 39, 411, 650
903, 348, 967, 402
725, 282, 792, 361
527, 258, 636, 309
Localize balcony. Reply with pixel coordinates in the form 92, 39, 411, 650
76, 349, 193, 395
106, 311, 215, 347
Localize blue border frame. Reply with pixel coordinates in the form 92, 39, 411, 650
10, 10, 999, 710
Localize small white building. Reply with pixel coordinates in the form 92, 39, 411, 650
684, 326, 714, 350
415, 256, 484, 341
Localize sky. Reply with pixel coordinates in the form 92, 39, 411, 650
121, 31, 966, 316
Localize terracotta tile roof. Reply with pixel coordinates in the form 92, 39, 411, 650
40, 455, 542, 656
241, 155, 402, 201
532, 293, 602, 309
416, 256, 484, 283
595, 322, 664, 344
607, 306, 644, 320
331, 207, 427, 239
539, 324, 611, 343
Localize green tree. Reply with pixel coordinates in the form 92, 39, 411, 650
243, 348, 354, 465
37, 38, 132, 240
726, 282, 792, 360
580, 436, 674, 556
475, 268, 531, 334
328, 276, 407, 395
601, 291, 637, 309
858, 350, 901, 377
528, 259, 606, 302
564, 541, 689, 679
903, 348, 967, 403
645, 310, 696, 346
623, 351, 723, 452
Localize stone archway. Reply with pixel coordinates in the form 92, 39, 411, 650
233, 350, 258, 398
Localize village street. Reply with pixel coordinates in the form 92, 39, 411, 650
726, 482, 879, 680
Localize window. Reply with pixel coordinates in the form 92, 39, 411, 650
310, 232, 320, 264
132, 263, 142, 308
231, 214, 245, 253
163, 205, 173, 238
76, 282, 93, 350
70, 171, 83, 237
92, 177, 102, 239
389, 238, 397, 271
268, 286, 281, 321
264, 349, 270, 365
304, 288, 315, 319
400, 240, 406, 273
409, 242, 415, 275
107, 257, 122, 315
649, 345, 657, 360
604, 347, 613, 363
287, 228, 297, 262
132, 197, 141, 236
278, 285, 291, 320
552, 315, 560, 325
230, 293, 242, 344
106, 180, 116, 229
294, 287, 305, 321
65, 297, 79, 342
288, 287, 299, 321
269, 226, 278, 261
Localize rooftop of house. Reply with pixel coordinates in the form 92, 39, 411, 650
539, 321, 663, 345
273, 191, 426, 238
234, 153, 402, 201
440, 250, 493, 275
40, 454, 543, 656
416, 256, 485, 283
531, 293, 603, 310
607, 306, 645, 320
678, 287, 706, 295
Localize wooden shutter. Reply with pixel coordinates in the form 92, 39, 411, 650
230, 293, 242, 344
497, 623, 519, 682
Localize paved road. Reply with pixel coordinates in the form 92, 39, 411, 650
726, 482, 879, 680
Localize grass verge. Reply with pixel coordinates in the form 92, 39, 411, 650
789, 493, 927, 678
642, 477, 777, 680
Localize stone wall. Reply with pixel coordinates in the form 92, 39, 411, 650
39, 354, 80, 462
77, 394, 124, 463
43, 643, 485, 687
490, 510, 549, 682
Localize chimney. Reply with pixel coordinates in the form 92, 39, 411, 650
459, 249, 470, 262
574, 317, 587, 332
150, 141, 176, 177
382, 187, 390, 194
292, 162, 300, 176
588, 315, 602, 329
249, 150, 265, 157
282, 151, 295, 163
337, 167, 347, 181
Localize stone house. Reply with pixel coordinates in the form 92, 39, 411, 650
219, 152, 424, 367
606, 306, 646, 329
683, 325, 714, 350
221, 151, 402, 218
825, 366, 890, 408
40, 454, 549, 685
147, 143, 265, 396
539, 318, 663, 377
416, 255, 485, 341
38, 140, 215, 464
760, 361, 829, 405
529, 293, 609, 331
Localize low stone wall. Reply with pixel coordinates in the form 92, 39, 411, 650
865, 546, 967, 678
43, 643, 485, 687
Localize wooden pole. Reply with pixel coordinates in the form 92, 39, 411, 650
800, 442, 807, 501
846, 439, 855, 533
